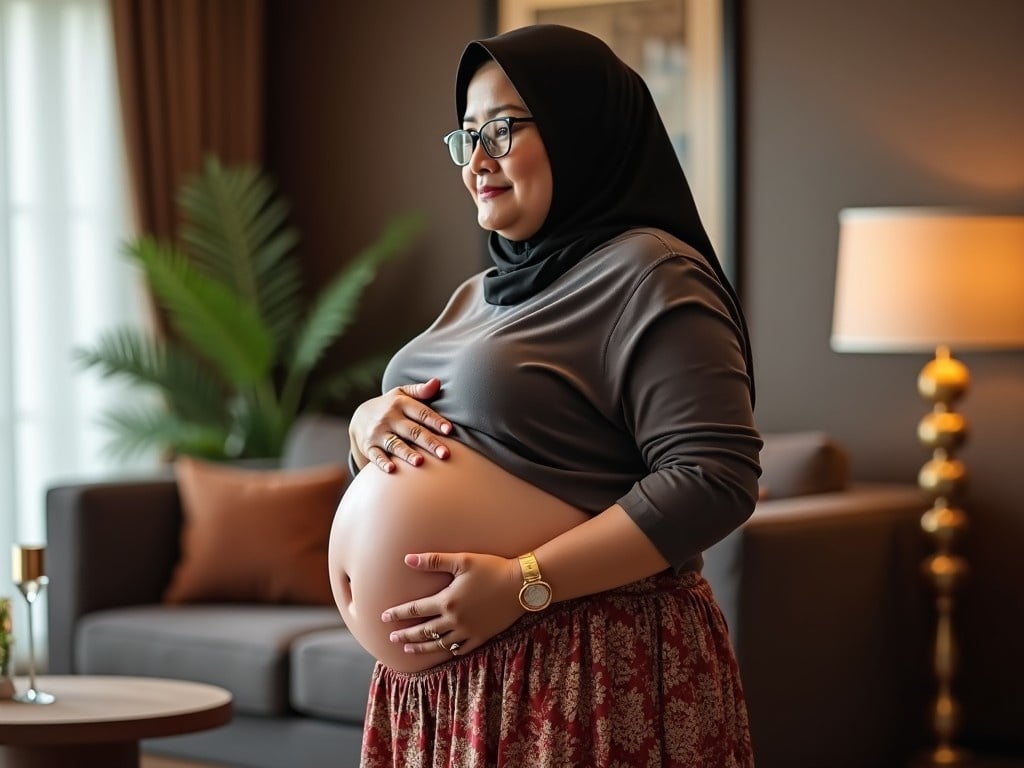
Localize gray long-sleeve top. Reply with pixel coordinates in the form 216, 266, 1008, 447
381, 228, 762, 573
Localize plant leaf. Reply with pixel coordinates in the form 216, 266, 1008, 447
124, 237, 274, 388
97, 404, 230, 461
74, 328, 229, 424
178, 156, 303, 351
276, 212, 424, 423
74, 327, 162, 383
87, 156, 424, 465
289, 212, 425, 375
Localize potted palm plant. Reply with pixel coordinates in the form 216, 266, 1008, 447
77, 156, 423, 461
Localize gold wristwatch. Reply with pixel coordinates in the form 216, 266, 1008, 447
517, 552, 552, 612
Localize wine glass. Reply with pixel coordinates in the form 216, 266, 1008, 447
12, 544, 56, 704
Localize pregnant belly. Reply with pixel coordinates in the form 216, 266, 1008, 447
328, 442, 588, 673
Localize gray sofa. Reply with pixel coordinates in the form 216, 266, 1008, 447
46, 423, 930, 768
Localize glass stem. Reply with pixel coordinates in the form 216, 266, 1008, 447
23, 590, 37, 692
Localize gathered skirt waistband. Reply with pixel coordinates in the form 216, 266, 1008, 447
360, 570, 754, 767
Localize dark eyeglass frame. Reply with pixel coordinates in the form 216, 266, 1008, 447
442, 116, 537, 166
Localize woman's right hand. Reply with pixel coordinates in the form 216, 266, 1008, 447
349, 377, 453, 473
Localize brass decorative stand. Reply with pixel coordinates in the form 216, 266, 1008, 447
916, 346, 970, 766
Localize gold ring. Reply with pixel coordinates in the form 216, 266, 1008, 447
435, 637, 447, 652
384, 434, 400, 453
448, 643, 460, 656
429, 630, 440, 641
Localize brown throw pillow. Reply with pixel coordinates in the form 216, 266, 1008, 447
164, 457, 348, 605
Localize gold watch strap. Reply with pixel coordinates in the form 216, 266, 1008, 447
519, 552, 543, 583
517, 551, 552, 612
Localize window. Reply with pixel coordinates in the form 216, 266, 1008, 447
0, 0, 153, 666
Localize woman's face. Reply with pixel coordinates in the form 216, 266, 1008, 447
461, 61, 553, 242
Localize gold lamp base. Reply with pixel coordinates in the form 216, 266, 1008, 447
916, 346, 970, 767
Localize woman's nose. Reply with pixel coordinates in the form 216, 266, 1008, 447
468, 139, 496, 174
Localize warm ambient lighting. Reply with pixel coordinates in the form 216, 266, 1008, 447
833, 209, 1024, 351
831, 207, 1024, 768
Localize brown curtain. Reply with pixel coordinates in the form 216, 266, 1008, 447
111, 0, 265, 241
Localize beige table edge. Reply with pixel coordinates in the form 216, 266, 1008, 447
0, 675, 233, 745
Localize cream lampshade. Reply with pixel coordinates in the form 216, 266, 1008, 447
833, 208, 1024, 352
831, 207, 1024, 768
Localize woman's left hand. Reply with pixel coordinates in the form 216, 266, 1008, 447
381, 552, 525, 658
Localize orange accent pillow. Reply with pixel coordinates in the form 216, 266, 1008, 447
164, 457, 349, 605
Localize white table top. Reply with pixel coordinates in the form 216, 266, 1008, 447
0, 675, 232, 745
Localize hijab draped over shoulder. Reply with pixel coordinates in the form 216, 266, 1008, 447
455, 24, 754, 402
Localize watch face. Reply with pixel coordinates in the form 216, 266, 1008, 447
522, 582, 551, 609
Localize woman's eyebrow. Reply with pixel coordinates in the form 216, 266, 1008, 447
463, 104, 530, 123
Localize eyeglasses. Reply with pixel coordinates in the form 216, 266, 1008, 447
442, 116, 537, 166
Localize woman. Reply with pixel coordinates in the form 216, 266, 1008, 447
329, 24, 760, 767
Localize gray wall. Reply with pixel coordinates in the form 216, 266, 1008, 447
744, 0, 1024, 751
265, 0, 1024, 754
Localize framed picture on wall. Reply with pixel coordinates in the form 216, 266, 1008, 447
494, 0, 739, 283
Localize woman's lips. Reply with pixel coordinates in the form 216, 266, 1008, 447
477, 185, 509, 200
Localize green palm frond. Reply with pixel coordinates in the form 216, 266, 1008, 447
289, 212, 425, 374
278, 212, 424, 418
179, 157, 303, 348
160, 344, 233, 423
80, 157, 423, 463
125, 237, 274, 388
98, 404, 230, 461
179, 161, 265, 291
74, 327, 164, 386
73, 328, 228, 424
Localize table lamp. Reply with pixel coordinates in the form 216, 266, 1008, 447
831, 207, 1024, 767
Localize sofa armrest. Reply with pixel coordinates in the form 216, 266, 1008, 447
46, 476, 183, 673
703, 482, 932, 768
705, 483, 928, 642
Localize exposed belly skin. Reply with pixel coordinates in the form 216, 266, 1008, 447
328, 443, 589, 672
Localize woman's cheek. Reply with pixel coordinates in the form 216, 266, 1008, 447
462, 167, 476, 200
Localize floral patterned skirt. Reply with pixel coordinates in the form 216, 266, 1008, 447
360, 570, 753, 768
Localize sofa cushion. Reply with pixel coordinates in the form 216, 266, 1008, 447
165, 457, 348, 605
758, 431, 849, 500
290, 628, 377, 723
75, 604, 343, 716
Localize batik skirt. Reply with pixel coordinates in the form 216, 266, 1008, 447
360, 570, 754, 768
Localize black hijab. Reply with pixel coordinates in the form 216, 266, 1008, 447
455, 24, 754, 403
